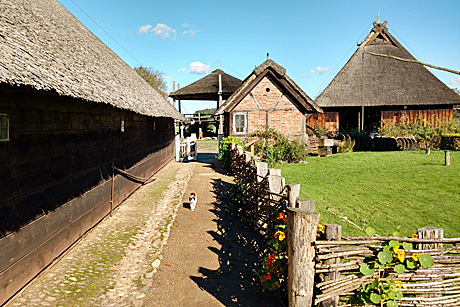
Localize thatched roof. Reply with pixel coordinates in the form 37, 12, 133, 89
215, 60, 322, 115
316, 22, 460, 108
0, 0, 183, 120
169, 69, 242, 101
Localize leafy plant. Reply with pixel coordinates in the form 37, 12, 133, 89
219, 136, 243, 168
358, 228, 434, 306
249, 127, 305, 167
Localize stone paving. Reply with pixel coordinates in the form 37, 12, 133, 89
7, 161, 195, 307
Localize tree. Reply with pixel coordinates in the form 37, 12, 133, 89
134, 66, 168, 98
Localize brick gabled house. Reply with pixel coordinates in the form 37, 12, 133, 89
215, 60, 322, 143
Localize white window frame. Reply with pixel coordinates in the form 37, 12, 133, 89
233, 112, 247, 135
0, 114, 9, 141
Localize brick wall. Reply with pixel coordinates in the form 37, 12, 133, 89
230, 76, 304, 138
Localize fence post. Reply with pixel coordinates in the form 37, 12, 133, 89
256, 162, 268, 183
287, 206, 320, 307
296, 198, 315, 211
175, 135, 180, 161
268, 175, 285, 196
445, 150, 450, 166
417, 226, 444, 250
237, 145, 244, 156
321, 224, 342, 307
286, 184, 300, 208
244, 152, 252, 163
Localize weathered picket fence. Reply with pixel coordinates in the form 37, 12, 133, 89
227, 143, 460, 306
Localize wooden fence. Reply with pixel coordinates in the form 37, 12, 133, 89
228, 143, 460, 306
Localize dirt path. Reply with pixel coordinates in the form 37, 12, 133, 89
145, 142, 279, 306
7, 140, 279, 307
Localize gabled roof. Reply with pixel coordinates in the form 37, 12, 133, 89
169, 69, 242, 101
315, 21, 460, 108
0, 0, 183, 120
215, 60, 322, 115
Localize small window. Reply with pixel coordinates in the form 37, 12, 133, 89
0, 114, 9, 140
233, 113, 247, 134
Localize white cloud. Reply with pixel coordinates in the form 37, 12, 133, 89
308, 66, 332, 75
163, 75, 172, 80
180, 28, 201, 38
450, 77, 460, 85
152, 23, 177, 39
189, 61, 211, 74
181, 23, 190, 28
178, 68, 187, 73
138, 24, 152, 34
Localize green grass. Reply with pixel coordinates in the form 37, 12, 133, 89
277, 150, 460, 237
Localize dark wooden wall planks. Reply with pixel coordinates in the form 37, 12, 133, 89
0, 87, 175, 305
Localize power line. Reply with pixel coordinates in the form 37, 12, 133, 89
68, 0, 143, 66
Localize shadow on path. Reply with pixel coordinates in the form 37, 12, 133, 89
189, 171, 281, 306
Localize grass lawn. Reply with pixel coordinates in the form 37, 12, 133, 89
276, 150, 460, 238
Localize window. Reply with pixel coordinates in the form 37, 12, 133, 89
0, 114, 8, 140
233, 113, 247, 134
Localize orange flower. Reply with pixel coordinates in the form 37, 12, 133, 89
396, 280, 402, 289
263, 273, 272, 281
412, 253, 419, 261
412, 234, 419, 239
277, 212, 285, 220
397, 251, 405, 262
393, 246, 399, 253
278, 232, 286, 241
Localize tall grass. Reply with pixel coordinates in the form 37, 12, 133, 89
277, 150, 460, 237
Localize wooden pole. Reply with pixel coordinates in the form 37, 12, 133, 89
287, 207, 320, 307
417, 226, 444, 250
321, 224, 342, 307
286, 184, 300, 208
296, 197, 315, 211
365, 51, 460, 75
445, 150, 451, 166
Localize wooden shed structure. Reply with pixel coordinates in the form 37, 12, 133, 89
215, 59, 323, 143
313, 21, 460, 134
0, 0, 183, 303
169, 68, 242, 103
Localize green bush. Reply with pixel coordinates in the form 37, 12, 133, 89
440, 134, 460, 150
219, 136, 243, 168
249, 127, 305, 167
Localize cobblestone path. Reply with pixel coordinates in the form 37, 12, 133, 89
7, 161, 195, 307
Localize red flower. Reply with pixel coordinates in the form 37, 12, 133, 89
263, 273, 272, 281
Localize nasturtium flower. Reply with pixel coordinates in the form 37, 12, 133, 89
393, 245, 399, 253
397, 251, 405, 262
263, 273, 272, 281
412, 253, 419, 261
278, 232, 286, 241
412, 234, 419, 238
318, 224, 325, 233
396, 280, 402, 288
277, 212, 285, 220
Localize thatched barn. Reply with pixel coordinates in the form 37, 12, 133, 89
215, 59, 322, 143
313, 21, 460, 134
0, 0, 182, 303
169, 68, 242, 103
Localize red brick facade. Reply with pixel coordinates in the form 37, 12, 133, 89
229, 76, 305, 139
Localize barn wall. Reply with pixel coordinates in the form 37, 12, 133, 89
0, 88, 174, 304
305, 112, 339, 135
381, 108, 453, 127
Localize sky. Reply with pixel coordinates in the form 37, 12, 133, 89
58, 0, 460, 115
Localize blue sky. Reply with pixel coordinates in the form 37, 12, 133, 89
58, 0, 460, 114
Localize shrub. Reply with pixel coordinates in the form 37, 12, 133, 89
219, 136, 243, 168
249, 127, 305, 167
440, 134, 460, 150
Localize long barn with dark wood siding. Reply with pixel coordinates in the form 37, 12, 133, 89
0, 0, 183, 303
312, 21, 460, 134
